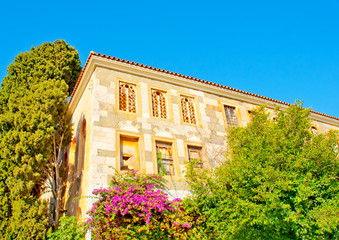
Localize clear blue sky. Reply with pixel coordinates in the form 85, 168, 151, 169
1, 0, 338, 117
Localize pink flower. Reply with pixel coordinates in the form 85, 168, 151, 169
182, 222, 191, 228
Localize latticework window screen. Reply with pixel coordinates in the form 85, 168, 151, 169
152, 90, 167, 119
181, 96, 196, 124
119, 82, 136, 113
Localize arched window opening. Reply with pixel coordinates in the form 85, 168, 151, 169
71, 137, 76, 149
119, 81, 136, 113
152, 89, 167, 119
77, 119, 86, 176
181, 96, 196, 124
76, 207, 82, 221
311, 126, 319, 135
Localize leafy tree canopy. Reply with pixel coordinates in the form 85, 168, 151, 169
0, 40, 81, 239
185, 102, 339, 239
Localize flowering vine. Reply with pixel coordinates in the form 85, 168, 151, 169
85, 171, 193, 239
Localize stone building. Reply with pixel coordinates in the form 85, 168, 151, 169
64, 52, 339, 220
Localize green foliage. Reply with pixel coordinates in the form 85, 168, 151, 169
185, 102, 339, 239
48, 216, 85, 240
156, 152, 167, 176
86, 171, 197, 239
0, 40, 81, 239
6, 197, 49, 240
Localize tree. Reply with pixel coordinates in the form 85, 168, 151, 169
0, 40, 81, 239
184, 102, 339, 239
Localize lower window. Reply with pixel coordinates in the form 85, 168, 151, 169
187, 145, 203, 168
120, 137, 140, 171
156, 141, 174, 175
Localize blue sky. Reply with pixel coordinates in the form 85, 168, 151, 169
1, 0, 338, 118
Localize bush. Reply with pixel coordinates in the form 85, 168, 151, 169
85, 171, 196, 239
48, 216, 85, 240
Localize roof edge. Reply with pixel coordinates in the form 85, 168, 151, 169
69, 52, 339, 122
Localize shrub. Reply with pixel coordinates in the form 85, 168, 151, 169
48, 216, 85, 240
85, 171, 195, 239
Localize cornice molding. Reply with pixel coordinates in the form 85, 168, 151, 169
68, 55, 339, 128
67, 56, 96, 118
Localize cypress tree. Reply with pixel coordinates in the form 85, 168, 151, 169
0, 40, 81, 239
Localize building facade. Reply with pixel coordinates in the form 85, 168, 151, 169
64, 52, 339, 220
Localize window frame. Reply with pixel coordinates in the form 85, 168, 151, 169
115, 130, 145, 173
221, 102, 242, 130
115, 78, 142, 117
148, 85, 173, 122
311, 125, 320, 135
152, 136, 180, 180
247, 110, 254, 122
76, 119, 87, 177
184, 141, 207, 169
178, 93, 201, 127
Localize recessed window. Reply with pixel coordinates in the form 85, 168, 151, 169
156, 141, 174, 175
77, 207, 82, 221
181, 95, 196, 124
151, 89, 167, 119
224, 105, 239, 128
187, 145, 203, 169
120, 137, 140, 171
311, 126, 319, 135
119, 81, 136, 113
77, 119, 86, 176
247, 110, 254, 121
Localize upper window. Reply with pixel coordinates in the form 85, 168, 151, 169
180, 95, 196, 124
119, 81, 136, 113
224, 105, 239, 128
156, 141, 174, 176
247, 110, 254, 121
311, 126, 319, 135
187, 145, 203, 169
151, 89, 167, 119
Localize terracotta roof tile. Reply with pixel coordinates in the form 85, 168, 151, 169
69, 52, 339, 122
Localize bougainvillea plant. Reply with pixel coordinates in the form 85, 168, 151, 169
85, 171, 195, 239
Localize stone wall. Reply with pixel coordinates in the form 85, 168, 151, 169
66, 64, 338, 220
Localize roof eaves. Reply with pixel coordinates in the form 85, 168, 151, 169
69, 52, 339, 122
